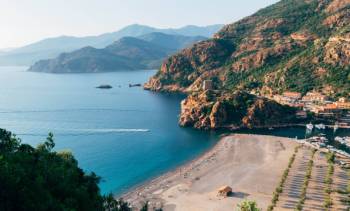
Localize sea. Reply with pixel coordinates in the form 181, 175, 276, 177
0, 66, 349, 195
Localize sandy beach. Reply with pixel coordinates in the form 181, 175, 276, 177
121, 134, 300, 211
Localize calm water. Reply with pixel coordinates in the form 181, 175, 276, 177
1, 67, 349, 195
0, 67, 218, 195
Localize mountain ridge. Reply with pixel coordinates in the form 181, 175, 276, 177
28, 33, 205, 73
145, 0, 350, 130
0, 24, 223, 66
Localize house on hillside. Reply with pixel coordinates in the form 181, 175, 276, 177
202, 80, 213, 91
273, 91, 302, 106
336, 98, 350, 109
302, 92, 329, 103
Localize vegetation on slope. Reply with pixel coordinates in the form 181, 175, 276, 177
146, 0, 350, 98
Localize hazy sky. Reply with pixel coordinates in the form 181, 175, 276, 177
0, 0, 278, 48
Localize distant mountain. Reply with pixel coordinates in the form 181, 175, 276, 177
139, 32, 206, 50
28, 33, 205, 73
0, 24, 223, 66
161, 25, 225, 37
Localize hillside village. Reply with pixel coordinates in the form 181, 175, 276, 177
269, 91, 350, 127
201, 79, 350, 128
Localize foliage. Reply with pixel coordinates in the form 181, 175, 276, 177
237, 200, 261, 211
323, 152, 335, 209
148, 0, 350, 99
103, 194, 131, 211
140, 201, 148, 211
0, 128, 133, 211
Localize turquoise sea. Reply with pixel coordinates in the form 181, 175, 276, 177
0, 67, 219, 195
0, 66, 349, 195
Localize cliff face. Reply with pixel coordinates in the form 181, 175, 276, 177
145, 0, 349, 130
145, 0, 350, 97
179, 91, 298, 130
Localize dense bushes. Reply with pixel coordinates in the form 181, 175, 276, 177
237, 200, 261, 211
0, 129, 105, 211
0, 129, 141, 211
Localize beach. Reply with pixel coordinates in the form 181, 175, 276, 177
122, 134, 300, 210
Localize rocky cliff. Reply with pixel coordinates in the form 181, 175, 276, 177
179, 91, 298, 129
145, 0, 350, 97
145, 0, 349, 130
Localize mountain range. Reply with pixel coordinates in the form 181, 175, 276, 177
0, 24, 223, 66
145, 0, 350, 129
28, 33, 206, 73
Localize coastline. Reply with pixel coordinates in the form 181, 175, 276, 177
118, 133, 226, 198
115, 134, 224, 198
121, 134, 300, 210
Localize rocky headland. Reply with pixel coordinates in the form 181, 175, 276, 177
144, 0, 350, 130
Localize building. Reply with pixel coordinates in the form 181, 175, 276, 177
302, 92, 329, 103
296, 110, 307, 119
336, 98, 350, 109
273, 92, 302, 106
339, 97, 347, 103
217, 186, 232, 197
283, 92, 302, 100
202, 80, 213, 91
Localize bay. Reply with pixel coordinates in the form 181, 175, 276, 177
0, 66, 218, 195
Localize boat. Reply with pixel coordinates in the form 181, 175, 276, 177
129, 83, 142, 87
335, 136, 350, 146
306, 123, 314, 131
334, 122, 339, 132
315, 124, 326, 130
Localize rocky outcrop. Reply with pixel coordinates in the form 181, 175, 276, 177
179, 91, 298, 130
145, 0, 350, 97
324, 34, 350, 66
145, 0, 350, 130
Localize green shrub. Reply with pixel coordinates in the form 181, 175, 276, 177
237, 200, 261, 211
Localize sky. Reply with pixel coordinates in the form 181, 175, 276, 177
0, 0, 279, 49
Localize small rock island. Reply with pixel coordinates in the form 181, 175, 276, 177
96, 85, 113, 89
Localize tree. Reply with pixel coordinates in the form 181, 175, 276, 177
237, 200, 261, 211
0, 129, 105, 211
140, 201, 148, 211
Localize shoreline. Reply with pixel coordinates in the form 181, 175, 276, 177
118, 133, 227, 198
121, 134, 300, 210
116, 133, 229, 198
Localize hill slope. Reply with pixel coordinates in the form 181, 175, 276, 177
145, 0, 350, 129
0, 24, 223, 66
28, 33, 205, 73
146, 0, 350, 98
